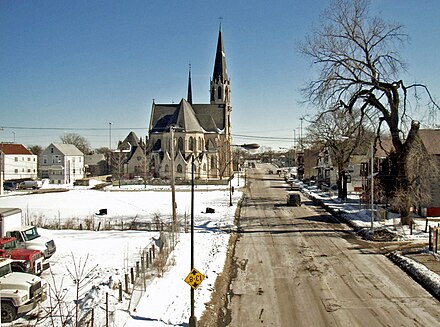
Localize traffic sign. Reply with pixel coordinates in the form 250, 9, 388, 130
184, 268, 205, 290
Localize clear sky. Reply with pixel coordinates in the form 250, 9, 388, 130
1, 0, 440, 150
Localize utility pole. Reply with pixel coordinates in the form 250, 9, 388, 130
189, 154, 197, 327
370, 142, 374, 234
170, 127, 177, 225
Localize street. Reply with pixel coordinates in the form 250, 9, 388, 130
225, 164, 440, 326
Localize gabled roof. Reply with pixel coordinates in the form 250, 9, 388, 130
419, 129, 440, 155
0, 143, 33, 155
150, 101, 225, 134
170, 99, 204, 133
50, 143, 83, 156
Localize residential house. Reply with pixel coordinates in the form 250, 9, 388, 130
0, 143, 38, 180
84, 153, 108, 177
40, 143, 84, 184
112, 132, 148, 180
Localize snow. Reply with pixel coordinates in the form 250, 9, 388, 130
0, 180, 241, 326
0, 174, 439, 326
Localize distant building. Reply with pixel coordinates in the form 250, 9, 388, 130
112, 132, 148, 179
40, 143, 84, 184
147, 24, 232, 181
84, 153, 108, 177
0, 143, 38, 180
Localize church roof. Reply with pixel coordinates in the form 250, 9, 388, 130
150, 100, 225, 134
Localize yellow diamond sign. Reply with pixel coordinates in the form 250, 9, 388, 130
184, 268, 205, 290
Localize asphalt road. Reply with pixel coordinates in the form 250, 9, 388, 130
226, 164, 440, 327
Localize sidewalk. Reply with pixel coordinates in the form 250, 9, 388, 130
300, 183, 440, 300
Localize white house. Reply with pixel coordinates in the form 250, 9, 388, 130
0, 143, 38, 180
40, 143, 84, 184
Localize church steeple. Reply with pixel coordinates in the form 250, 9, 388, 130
212, 22, 228, 83
187, 63, 193, 105
210, 22, 230, 105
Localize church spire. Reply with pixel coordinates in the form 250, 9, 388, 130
187, 63, 193, 105
212, 21, 228, 83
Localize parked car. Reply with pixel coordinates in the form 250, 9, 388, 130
3, 181, 17, 191
287, 192, 301, 206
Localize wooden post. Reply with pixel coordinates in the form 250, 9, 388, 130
91, 308, 94, 327
152, 245, 156, 259
146, 253, 149, 268
130, 267, 135, 284
119, 282, 123, 302
106, 292, 109, 327
125, 273, 129, 293
429, 226, 433, 251
149, 249, 153, 264
136, 261, 140, 277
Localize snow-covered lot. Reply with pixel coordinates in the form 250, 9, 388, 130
0, 182, 242, 326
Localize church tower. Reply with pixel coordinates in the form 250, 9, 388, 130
210, 23, 230, 106
210, 22, 232, 176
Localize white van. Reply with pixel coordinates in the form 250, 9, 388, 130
18, 180, 42, 190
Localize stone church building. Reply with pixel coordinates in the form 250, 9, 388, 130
147, 25, 232, 181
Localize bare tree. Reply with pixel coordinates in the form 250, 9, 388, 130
299, 0, 439, 224
307, 110, 372, 199
60, 133, 92, 155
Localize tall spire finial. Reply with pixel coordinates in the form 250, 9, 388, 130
219, 16, 223, 32
187, 62, 193, 105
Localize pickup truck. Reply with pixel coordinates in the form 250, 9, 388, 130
0, 257, 47, 322
6, 226, 56, 259
0, 237, 45, 275
1, 208, 56, 259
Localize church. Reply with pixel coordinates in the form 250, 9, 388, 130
147, 25, 232, 181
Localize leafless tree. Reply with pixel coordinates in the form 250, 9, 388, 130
307, 110, 372, 199
299, 0, 439, 224
60, 133, 92, 155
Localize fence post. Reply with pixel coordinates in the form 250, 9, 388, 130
130, 267, 135, 285
136, 261, 140, 277
429, 226, 433, 251
146, 252, 149, 268
141, 256, 146, 291
125, 273, 129, 293
152, 245, 156, 259
435, 227, 438, 253
106, 292, 109, 327
119, 282, 123, 302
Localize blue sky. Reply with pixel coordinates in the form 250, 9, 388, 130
1, 0, 440, 150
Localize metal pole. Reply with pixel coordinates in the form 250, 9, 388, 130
189, 154, 197, 327
170, 127, 177, 224
371, 142, 374, 234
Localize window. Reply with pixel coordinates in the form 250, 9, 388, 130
73, 169, 76, 174
189, 137, 194, 151
50, 147, 54, 154
27, 157, 31, 161
27, 169, 31, 173
79, 157, 81, 163
43, 155, 47, 164
14, 169, 18, 173
177, 164, 183, 173
178, 137, 184, 151
14, 157, 18, 162
218, 86, 222, 99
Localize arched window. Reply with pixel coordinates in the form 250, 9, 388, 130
177, 164, 183, 173
218, 86, 222, 99
153, 139, 161, 151
178, 137, 184, 152
189, 137, 194, 151
198, 137, 202, 151
164, 164, 169, 173
203, 163, 207, 171
211, 156, 216, 169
